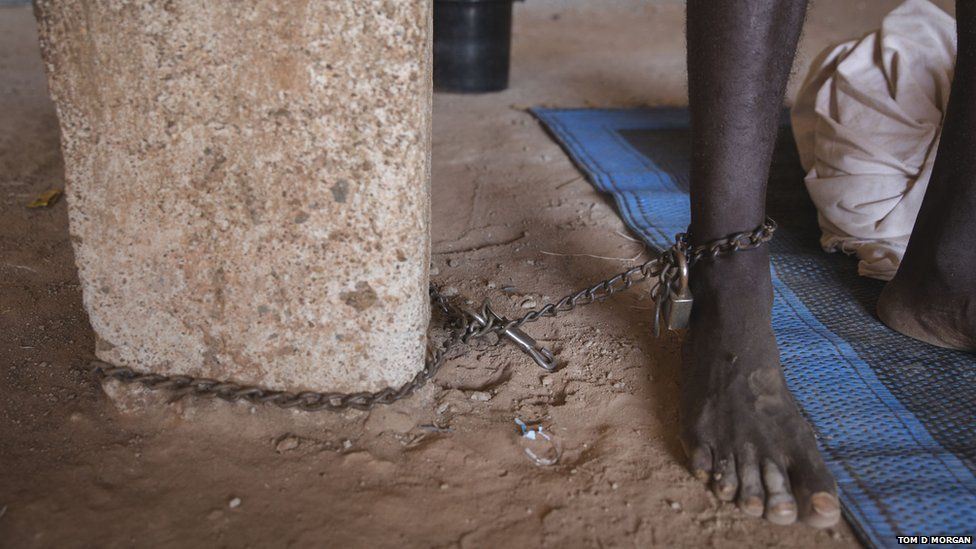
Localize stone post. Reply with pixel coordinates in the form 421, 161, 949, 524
34, 0, 432, 393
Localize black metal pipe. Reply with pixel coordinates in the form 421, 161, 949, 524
434, 0, 515, 93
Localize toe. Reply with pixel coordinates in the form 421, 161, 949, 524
762, 458, 797, 525
805, 492, 842, 529
736, 444, 764, 517
790, 450, 841, 528
688, 444, 713, 482
711, 453, 738, 501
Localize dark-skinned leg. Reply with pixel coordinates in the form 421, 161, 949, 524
684, 0, 840, 527
878, 0, 976, 351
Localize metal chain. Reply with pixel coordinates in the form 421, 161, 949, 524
679, 217, 777, 264
92, 218, 776, 412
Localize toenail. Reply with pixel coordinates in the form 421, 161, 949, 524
741, 497, 764, 516
811, 492, 840, 515
769, 501, 796, 517
716, 483, 736, 499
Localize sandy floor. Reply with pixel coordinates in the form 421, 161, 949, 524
0, 2, 954, 547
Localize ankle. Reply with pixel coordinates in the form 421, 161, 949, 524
893, 249, 976, 300
690, 247, 772, 293
687, 247, 774, 320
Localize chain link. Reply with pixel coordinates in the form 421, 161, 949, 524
678, 217, 778, 264
92, 219, 776, 412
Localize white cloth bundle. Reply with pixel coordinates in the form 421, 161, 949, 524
791, 0, 956, 280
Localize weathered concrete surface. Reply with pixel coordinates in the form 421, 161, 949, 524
33, 0, 432, 392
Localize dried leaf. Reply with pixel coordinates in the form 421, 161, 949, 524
27, 189, 63, 209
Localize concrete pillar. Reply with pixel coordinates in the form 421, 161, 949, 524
34, 0, 432, 393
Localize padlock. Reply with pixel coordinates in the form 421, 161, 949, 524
661, 248, 693, 330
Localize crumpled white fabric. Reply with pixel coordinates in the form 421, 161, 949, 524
791, 0, 955, 280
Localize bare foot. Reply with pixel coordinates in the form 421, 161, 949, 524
878, 277, 976, 352
681, 248, 841, 528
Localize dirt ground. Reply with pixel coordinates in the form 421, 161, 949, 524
0, 2, 954, 547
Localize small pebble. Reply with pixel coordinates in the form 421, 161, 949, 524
668, 500, 682, 511
275, 434, 300, 453
448, 258, 461, 268
437, 402, 450, 414
228, 497, 242, 509
440, 286, 459, 297
342, 439, 353, 449
440, 483, 450, 490
541, 376, 553, 387
469, 391, 492, 402
521, 299, 537, 309
429, 266, 440, 276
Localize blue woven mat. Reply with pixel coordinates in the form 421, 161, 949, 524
533, 107, 976, 548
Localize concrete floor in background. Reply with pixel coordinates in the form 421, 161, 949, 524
0, 2, 953, 547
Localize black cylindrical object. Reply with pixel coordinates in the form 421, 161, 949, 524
433, 0, 514, 93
